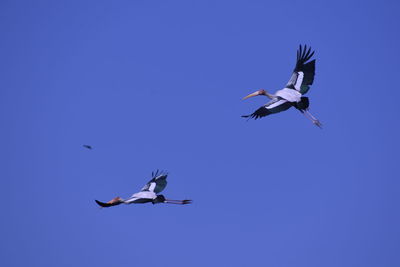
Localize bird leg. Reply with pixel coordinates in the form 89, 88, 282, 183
303, 110, 322, 128
164, 199, 192, 205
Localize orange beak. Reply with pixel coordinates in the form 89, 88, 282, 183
242, 90, 263, 100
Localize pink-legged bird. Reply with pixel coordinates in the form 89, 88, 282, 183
95, 170, 192, 208
242, 45, 322, 128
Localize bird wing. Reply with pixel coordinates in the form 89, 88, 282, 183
285, 45, 316, 95
140, 170, 168, 194
275, 88, 302, 102
242, 98, 292, 119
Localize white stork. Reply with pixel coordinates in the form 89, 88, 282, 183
95, 170, 192, 207
242, 45, 322, 128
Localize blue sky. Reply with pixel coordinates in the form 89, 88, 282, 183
1, 0, 400, 266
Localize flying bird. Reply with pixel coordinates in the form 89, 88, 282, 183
95, 170, 192, 207
242, 45, 322, 128
83, 145, 92, 150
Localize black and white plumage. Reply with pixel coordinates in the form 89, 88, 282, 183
95, 170, 192, 208
242, 45, 321, 128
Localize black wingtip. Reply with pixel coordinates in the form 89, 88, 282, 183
241, 114, 253, 121
152, 169, 168, 178
152, 169, 160, 178
298, 44, 302, 61
296, 44, 316, 69
308, 51, 315, 61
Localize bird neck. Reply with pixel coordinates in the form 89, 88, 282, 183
263, 91, 275, 99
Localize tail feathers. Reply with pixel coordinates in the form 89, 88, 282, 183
95, 197, 124, 208
295, 97, 310, 111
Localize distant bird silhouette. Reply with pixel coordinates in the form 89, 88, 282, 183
242, 45, 322, 128
83, 145, 92, 150
95, 170, 192, 208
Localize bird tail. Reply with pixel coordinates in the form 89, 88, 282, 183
294, 97, 310, 111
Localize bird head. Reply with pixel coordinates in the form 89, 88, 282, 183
242, 89, 267, 100
108, 197, 123, 204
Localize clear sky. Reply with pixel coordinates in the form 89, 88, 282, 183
1, 0, 400, 266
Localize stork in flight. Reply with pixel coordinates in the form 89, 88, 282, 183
242, 45, 322, 128
95, 170, 192, 207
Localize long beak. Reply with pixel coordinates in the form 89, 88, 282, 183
94, 197, 123, 208
242, 90, 262, 100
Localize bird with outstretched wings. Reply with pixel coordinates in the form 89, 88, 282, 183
242, 45, 321, 128
95, 170, 191, 208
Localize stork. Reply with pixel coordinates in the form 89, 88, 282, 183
95, 170, 192, 207
242, 45, 322, 128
